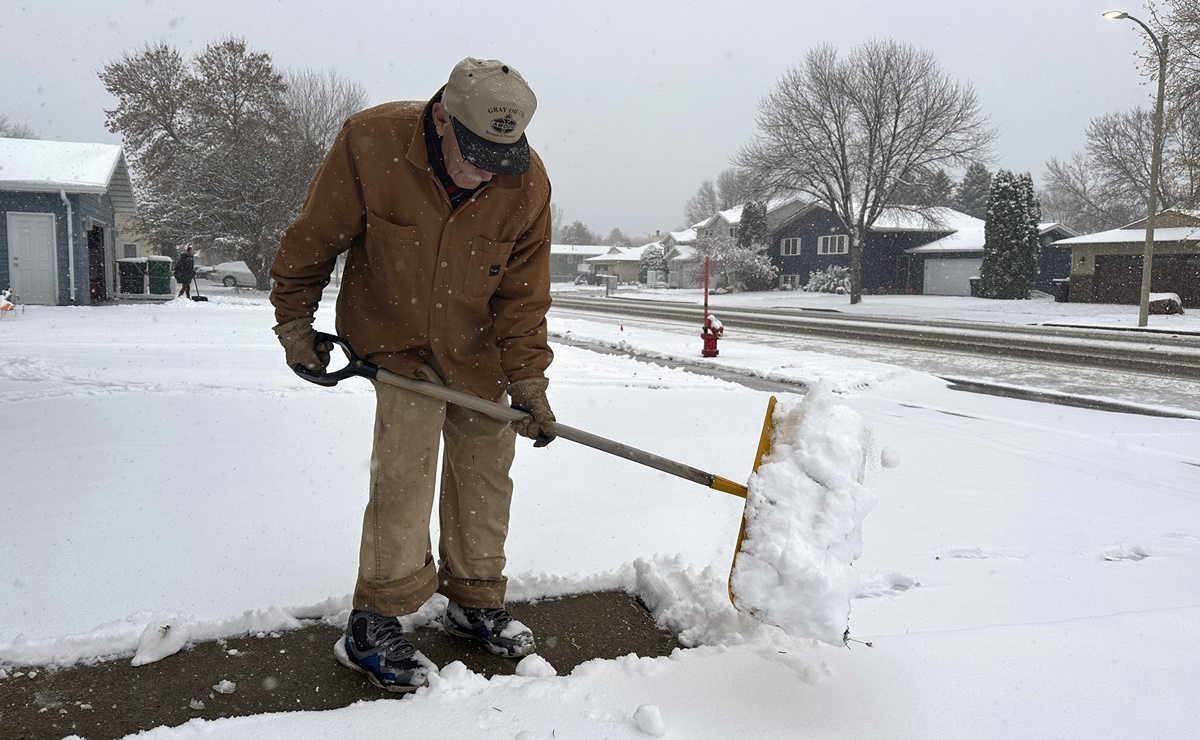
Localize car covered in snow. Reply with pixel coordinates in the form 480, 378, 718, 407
207, 261, 258, 288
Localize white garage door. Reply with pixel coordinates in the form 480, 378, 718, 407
923, 257, 982, 296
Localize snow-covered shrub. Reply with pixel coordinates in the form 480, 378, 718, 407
803, 266, 850, 294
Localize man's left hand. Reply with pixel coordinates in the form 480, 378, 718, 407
508, 378, 556, 447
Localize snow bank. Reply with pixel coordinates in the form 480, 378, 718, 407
730, 383, 879, 644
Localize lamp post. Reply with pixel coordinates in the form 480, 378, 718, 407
1104, 9, 1168, 327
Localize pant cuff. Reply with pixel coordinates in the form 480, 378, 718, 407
438, 566, 507, 609
353, 560, 438, 616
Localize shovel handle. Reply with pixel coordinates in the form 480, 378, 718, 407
291, 333, 748, 498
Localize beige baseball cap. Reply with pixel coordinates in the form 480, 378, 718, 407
441, 57, 537, 176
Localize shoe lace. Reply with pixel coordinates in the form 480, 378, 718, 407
370, 617, 414, 657
478, 608, 512, 630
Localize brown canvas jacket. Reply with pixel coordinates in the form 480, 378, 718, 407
270, 97, 553, 401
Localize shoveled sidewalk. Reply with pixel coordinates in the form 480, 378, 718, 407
0, 591, 678, 740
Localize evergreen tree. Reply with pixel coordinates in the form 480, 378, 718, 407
604, 227, 632, 247
892, 167, 955, 207
559, 220, 597, 245
980, 170, 1040, 299
955, 162, 993, 218
927, 169, 956, 207
736, 201, 769, 249
638, 244, 667, 283
736, 201, 775, 290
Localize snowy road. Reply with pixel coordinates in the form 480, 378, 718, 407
550, 304, 1200, 414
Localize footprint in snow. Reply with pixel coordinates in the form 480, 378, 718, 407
856, 571, 920, 599
1100, 544, 1150, 561
933, 547, 1021, 560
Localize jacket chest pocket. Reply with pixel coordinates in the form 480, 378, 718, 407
365, 211, 424, 284
464, 236, 514, 299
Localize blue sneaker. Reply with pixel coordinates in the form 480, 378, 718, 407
442, 599, 536, 658
333, 609, 436, 692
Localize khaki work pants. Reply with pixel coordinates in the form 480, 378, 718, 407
354, 374, 516, 616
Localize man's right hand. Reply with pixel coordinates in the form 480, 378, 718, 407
273, 317, 332, 373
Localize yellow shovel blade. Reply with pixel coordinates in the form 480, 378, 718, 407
728, 395, 778, 606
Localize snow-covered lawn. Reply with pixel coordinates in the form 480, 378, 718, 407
2, 291, 1198, 738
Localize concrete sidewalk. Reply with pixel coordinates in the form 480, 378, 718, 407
0, 592, 678, 740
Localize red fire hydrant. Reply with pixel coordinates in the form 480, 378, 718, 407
701, 314, 723, 357
700, 255, 723, 357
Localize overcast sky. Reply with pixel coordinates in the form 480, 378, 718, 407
1, 0, 1162, 240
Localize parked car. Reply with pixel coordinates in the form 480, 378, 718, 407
207, 261, 257, 288
193, 263, 216, 280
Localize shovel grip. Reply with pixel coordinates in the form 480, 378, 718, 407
291, 331, 379, 387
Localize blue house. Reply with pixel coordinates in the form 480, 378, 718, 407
1, 138, 137, 305
769, 203, 1079, 296
769, 204, 971, 293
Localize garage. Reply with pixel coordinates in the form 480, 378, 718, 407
923, 257, 981, 296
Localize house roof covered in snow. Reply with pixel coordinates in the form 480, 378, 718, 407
666, 244, 696, 261
902, 212, 1082, 255
1050, 225, 1200, 246
0, 138, 136, 214
873, 206, 980, 232
1039, 222, 1079, 238
550, 243, 611, 256
584, 245, 651, 263
667, 228, 697, 244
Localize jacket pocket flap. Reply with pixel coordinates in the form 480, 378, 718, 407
366, 211, 421, 245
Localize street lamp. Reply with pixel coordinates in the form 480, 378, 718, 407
1104, 9, 1168, 327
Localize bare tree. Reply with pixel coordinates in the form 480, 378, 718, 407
715, 167, 756, 209
549, 202, 564, 241
283, 68, 368, 170
683, 179, 719, 226
0, 114, 37, 139
684, 168, 757, 228
1158, 0, 1200, 111
1041, 152, 1140, 233
736, 38, 994, 303
1040, 106, 1200, 232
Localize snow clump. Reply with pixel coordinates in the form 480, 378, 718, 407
730, 382, 879, 644
131, 616, 190, 666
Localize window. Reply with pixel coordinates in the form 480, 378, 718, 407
780, 274, 801, 289
780, 237, 800, 256
122, 243, 139, 258
729, 227, 738, 238
818, 235, 848, 255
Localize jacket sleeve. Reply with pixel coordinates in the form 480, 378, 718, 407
491, 185, 554, 385
269, 123, 365, 325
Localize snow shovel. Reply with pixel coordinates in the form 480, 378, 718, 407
293, 333, 778, 604
191, 278, 209, 302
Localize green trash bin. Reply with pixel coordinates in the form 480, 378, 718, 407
148, 257, 173, 295
118, 258, 147, 294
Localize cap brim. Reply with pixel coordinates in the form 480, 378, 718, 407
451, 117, 530, 176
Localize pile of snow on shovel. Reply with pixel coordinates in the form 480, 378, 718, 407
731, 382, 885, 645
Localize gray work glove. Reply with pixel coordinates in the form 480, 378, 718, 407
273, 317, 332, 373
508, 377, 556, 447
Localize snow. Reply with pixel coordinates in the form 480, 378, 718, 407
731, 386, 879, 644
1051, 224, 1200, 245
0, 137, 124, 192
2, 287, 1199, 738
